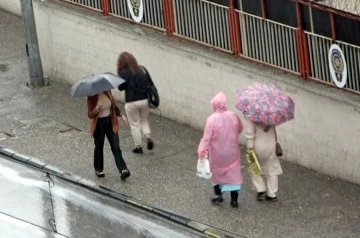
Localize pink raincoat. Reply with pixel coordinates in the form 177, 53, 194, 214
198, 92, 243, 185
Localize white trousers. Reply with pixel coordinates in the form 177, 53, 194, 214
125, 99, 151, 146
251, 174, 278, 198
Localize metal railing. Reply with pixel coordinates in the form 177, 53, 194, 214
306, 32, 360, 92
109, 0, 165, 30
62, 0, 102, 11
173, 0, 231, 52
56, 0, 360, 94
238, 11, 299, 74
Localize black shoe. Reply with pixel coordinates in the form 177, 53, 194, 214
95, 171, 105, 178
120, 169, 130, 180
147, 138, 154, 150
132, 147, 143, 154
230, 201, 239, 208
211, 196, 224, 204
265, 196, 278, 202
257, 192, 266, 202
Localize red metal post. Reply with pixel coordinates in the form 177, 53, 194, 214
163, 0, 175, 35
295, 1, 310, 78
330, 12, 336, 40
261, 0, 267, 19
302, 33, 310, 78
228, 0, 242, 55
101, 0, 110, 15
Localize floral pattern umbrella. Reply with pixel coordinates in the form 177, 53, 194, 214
235, 83, 295, 126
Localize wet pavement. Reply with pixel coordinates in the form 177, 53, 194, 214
0, 157, 207, 238
1, 8, 360, 238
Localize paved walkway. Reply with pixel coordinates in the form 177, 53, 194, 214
1, 9, 360, 238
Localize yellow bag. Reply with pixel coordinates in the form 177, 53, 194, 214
246, 150, 261, 176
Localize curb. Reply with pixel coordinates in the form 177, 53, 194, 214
0, 147, 243, 238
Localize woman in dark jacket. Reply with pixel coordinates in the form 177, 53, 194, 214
87, 90, 130, 180
117, 52, 154, 154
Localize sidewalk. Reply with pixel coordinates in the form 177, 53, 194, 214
1, 9, 360, 238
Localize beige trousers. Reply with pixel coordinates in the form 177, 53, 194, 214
251, 175, 279, 198
125, 99, 151, 146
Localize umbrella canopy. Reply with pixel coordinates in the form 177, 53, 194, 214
71, 73, 126, 98
235, 83, 295, 126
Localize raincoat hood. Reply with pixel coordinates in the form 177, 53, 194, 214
211, 92, 228, 112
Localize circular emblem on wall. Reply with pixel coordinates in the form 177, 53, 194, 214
328, 44, 347, 88
127, 0, 144, 23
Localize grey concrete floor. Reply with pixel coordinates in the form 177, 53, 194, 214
1, 9, 360, 238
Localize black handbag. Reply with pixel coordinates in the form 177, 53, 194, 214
147, 84, 159, 108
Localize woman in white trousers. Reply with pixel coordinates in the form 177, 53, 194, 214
246, 120, 283, 202
117, 52, 154, 154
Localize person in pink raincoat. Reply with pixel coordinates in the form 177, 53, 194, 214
198, 92, 243, 208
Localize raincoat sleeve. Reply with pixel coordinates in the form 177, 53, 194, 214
246, 120, 255, 149
236, 115, 243, 135
197, 117, 214, 159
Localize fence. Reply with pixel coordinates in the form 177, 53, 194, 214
173, 0, 232, 52
57, 0, 360, 94
60, 0, 102, 11
109, 0, 165, 30
238, 11, 299, 73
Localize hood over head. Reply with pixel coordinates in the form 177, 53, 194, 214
210, 92, 228, 112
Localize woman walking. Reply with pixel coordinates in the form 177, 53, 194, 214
87, 90, 130, 180
198, 92, 243, 208
117, 52, 154, 154
246, 122, 283, 202
235, 82, 293, 202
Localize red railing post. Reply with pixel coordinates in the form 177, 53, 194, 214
228, 0, 242, 55
261, 0, 267, 19
101, 0, 110, 15
163, 0, 175, 35
330, 12, 336, 40
295, 1, 310, 79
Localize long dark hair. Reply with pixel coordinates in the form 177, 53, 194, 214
117, 52, 142, 75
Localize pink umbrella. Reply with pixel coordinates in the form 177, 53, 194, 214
235, 83, 295, 126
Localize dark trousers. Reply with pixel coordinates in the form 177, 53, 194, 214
93, 116, 127, 173
213, 185, 239, 202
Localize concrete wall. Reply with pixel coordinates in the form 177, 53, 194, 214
0, 0, 21, 16
319, 0, 360, 15
5, 0, 360, 184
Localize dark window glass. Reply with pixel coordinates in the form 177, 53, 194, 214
207, 0, 230, 7
241, 0, 262, 16
312, 8, 332, 37
300, 4, 311, 32
334, 14, 360, 46
265, 0, 297, 27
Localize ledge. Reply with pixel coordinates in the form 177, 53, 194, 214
0, 147, 241, 238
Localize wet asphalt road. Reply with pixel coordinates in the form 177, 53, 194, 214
1, 9, 360, 238
0, 157, 206, 238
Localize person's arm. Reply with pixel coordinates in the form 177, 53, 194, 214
87, 96, 101, 119
197, 117, 214, 159
108, 92, 128, 124
246, 120, 255, 152
118, 69, 131, 91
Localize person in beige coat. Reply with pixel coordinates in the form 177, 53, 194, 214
246, 120, 283, 202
